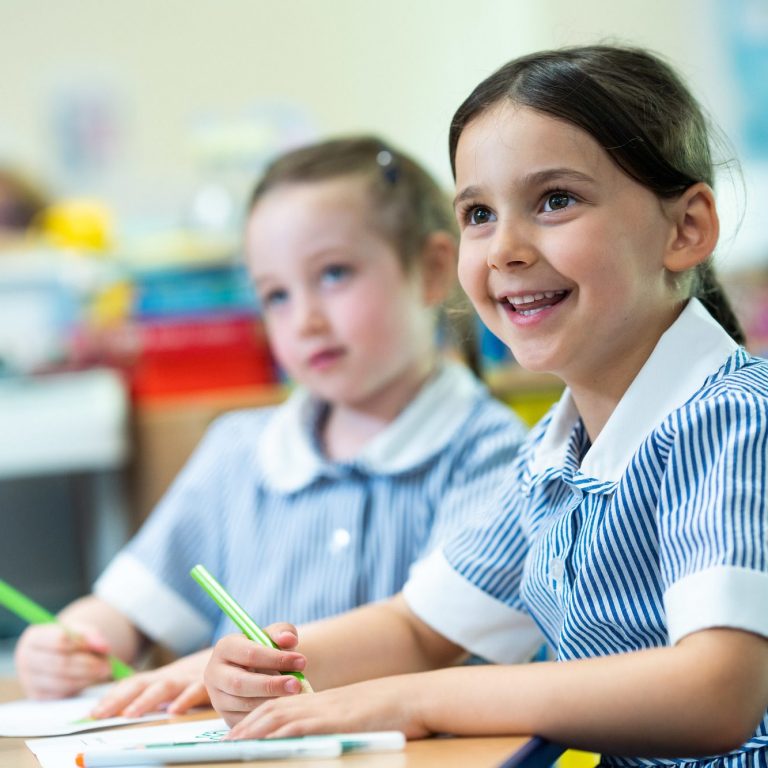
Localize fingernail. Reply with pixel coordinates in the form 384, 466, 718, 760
292, 657, 306, 670
285, 677, 301, 694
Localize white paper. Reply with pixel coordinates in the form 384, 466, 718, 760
0, 685, 168, 737
26, 718, 228, 768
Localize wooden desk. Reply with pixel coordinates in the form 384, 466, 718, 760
0, 679, 527, 768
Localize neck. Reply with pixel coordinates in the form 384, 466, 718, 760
568, 307, 681, 443
322, 355, 438, 461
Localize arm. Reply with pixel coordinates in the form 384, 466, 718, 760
59, 595, 145, 662
14, 595, 144, 699
226, 626, 768, 756
205, 594, 465, 726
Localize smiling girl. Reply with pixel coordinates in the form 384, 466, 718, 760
205, 47, 768, 767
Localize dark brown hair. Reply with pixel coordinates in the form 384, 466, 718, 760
250, 135, 481, 373
448, 45, 745, 345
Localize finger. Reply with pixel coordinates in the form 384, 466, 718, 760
92, 677, 150, 718
228, 702, 298, 740
167, 681, 209, 715
57, 649, 113, 681
79, 629, 111, 656
216, 666, 303, 699
121, 681, 175, 717
19, 623, 79, 654
211, 643, 305, 682
264, 623, 299, 650
20, 633, 111, 679
22, 647, 111, 693
215, 635, 279, 667
267, 716, 327, 739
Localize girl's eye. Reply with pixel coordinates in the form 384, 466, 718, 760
542, 191, 575, 212
320, 264, 352, 285
467, 206, 495, 226
260, 288, 288, 309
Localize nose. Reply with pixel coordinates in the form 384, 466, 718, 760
293, 289, 328, 335
487, 222, 538, 272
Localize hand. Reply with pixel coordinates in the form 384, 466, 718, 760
91, 651, 212, 719
15, 623, 113, 699
204, 624, 308, 727
227, 675, 430, 740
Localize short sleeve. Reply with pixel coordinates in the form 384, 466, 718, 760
404, 455, 543, 663
94, 413, 260, 654
659, 392, 768, 644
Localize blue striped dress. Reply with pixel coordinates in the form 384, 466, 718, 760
95, 361, 526, 655
404, 300, 768, 768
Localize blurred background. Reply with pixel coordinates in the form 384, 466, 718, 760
1, 0, 766, 666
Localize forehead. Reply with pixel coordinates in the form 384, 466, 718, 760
247, 176, 375, 242
454, 103, 610, 187
245, 175, 394, 278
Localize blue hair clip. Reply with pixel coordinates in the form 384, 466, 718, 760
376, 148, 400, 184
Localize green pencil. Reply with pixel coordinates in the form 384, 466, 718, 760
0, 578, 134, 681
190, 564, 313, 693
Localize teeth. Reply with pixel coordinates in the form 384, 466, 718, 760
507, 290, 565, 306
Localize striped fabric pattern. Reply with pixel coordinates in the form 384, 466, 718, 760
97, 368, 525, 653
445, 349, 768, 768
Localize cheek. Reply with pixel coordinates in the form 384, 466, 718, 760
263, 316, 295, 367
457, 249, 484, 302
346, 289, 421, 354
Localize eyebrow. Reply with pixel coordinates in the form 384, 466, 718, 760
453, 167, 596, 209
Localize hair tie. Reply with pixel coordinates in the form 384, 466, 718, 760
376, 148, 400, 184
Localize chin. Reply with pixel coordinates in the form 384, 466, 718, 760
510, 349, 559, 376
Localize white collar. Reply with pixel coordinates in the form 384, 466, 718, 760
528, 299, 739, 484
256, 361, 485, 492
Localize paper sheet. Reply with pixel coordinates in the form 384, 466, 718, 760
26, 718, 227, 768
0, 685, 168, 737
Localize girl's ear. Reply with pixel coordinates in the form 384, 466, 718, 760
663, 182, 719, 273
419, 231, 458, 306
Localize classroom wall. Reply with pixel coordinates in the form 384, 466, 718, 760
2, 0, 757, 265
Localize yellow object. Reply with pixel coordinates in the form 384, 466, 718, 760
41, 198, 114, 252
89, 280, 133, 327
557, 750, 601, 768
505, 389, 562, 427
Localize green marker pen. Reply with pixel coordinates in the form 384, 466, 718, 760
0, 578, 133, 681
190, 564, 313, 693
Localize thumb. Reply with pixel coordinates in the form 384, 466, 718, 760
78, 628, 111, 655
266, 622, 300, 650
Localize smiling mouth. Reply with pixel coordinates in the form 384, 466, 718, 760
506, 290, 569, 316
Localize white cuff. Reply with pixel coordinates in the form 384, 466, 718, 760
94, 553, 213, 655
403, 549, 543, 664
664, 565, 768, 644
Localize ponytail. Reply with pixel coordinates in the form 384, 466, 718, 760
693, 261, 746, 345
441, 288, 482, 378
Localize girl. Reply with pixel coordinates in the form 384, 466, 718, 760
13, 136, 527, 716
205, 47, 768, 766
